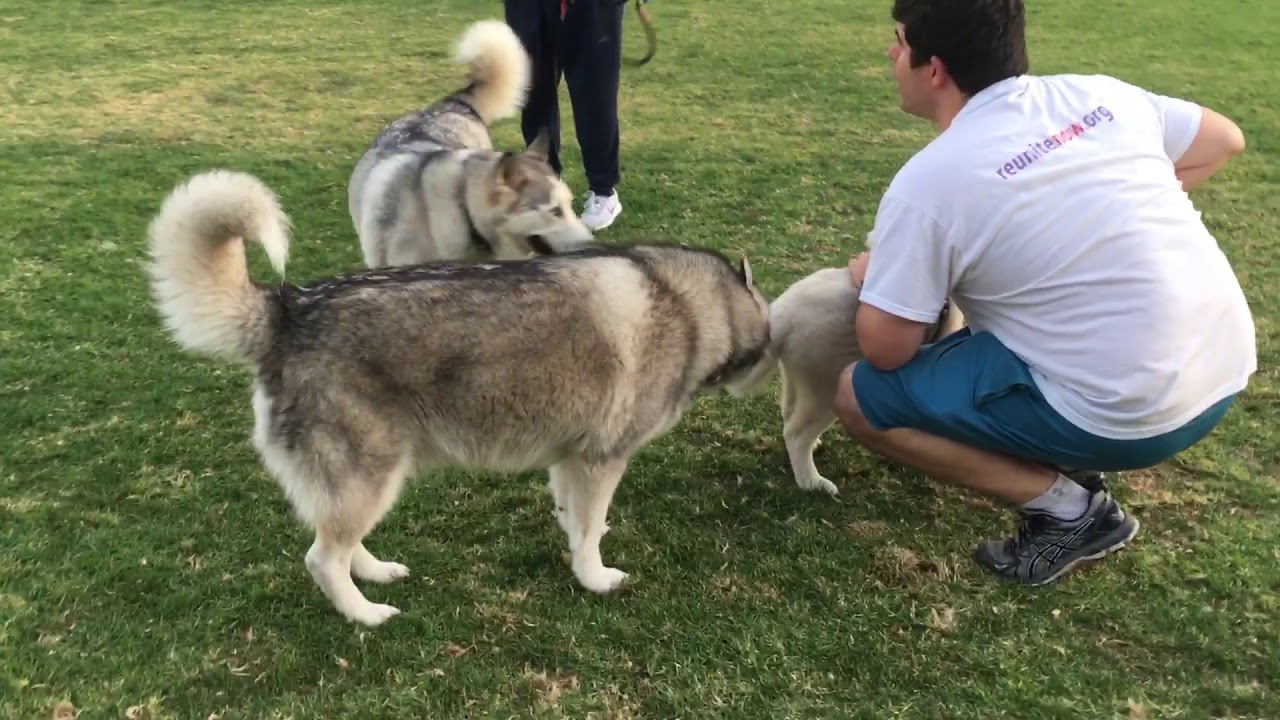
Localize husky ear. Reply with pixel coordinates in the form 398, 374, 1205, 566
497, 152, 528, 191
524, 127, 552, 163
737, 257, 754, 286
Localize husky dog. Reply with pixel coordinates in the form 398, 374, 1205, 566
734, 267, 964, 496
147, 169, 772, 627
348, 19, 594, 267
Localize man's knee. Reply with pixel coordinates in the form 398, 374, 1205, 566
835, 362, 877, 439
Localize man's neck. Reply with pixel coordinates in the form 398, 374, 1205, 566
931, 91, 971, 133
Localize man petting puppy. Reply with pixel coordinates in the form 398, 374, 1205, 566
837, 0, 1256, 585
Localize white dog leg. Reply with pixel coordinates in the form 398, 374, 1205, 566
306, 534, 401, 627
567, 458, 629, 593
780, 366, 820, 451
304, 459, 409, 627
781, 368, 840, 496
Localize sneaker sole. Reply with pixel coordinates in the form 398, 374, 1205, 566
1029, 517, 1141, 587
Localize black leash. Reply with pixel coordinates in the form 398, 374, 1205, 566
627, 0, 657, 67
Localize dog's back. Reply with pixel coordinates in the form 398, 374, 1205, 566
260, 245, 770, 471
768, 267, 866, 384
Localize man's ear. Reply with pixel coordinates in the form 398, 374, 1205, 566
928, 55, 950, 90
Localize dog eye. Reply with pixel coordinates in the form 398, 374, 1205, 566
550, 207, 564, 217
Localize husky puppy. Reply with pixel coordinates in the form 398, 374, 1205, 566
348, 19, 594, 267
734, 267, 964, 495
147, 169, 772, 627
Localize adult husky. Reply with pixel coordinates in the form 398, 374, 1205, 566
147, 169, 772, 627
734, 267, 964, 495
348, 19, 594, 267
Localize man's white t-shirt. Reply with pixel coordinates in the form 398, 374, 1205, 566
861, 73, 1256, 440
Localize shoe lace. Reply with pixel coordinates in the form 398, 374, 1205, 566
1012, 513, 1050, 554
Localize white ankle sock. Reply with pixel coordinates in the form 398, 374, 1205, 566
1022, 474, 1092, 521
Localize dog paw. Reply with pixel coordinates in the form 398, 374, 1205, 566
354, 560, 410, 584
799, 475, 839, 496
578, 566, 629, 594
347, 602, 401, 627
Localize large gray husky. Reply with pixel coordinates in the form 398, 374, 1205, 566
147, 169, 772, 627
348, 19, 594, 267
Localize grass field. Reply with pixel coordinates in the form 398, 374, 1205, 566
2, 0, 1278, 718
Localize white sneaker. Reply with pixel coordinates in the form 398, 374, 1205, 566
580, 191, 622, 231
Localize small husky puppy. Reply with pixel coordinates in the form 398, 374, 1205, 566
348, 19, 594, 267
147, 169, 772, 627
735, 267, 964, 495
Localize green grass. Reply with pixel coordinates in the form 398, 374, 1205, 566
2, 0, 1278, 718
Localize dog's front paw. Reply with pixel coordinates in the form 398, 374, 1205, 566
354, 560, 411, 584
346, 601, 402, 627
798, 475, 839, 496
577, 566, 629, 594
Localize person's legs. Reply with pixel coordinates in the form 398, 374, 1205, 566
561, 0, 624, 229
504, 0, 564, 174
833, 329, 1230, 585
835, 363, 1138, 586
835, 376, 1061, 504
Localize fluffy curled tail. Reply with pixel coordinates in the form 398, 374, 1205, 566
147, 169, 290, 366
454, 19, 531, 123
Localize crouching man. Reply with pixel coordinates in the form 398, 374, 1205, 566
837, 0, 1256, 585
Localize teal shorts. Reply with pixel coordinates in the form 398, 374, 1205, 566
851, 328, 1234, 472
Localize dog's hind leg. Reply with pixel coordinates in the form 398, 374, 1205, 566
780, 363, 821, 451
304, 454, 411, 627
563, 456, 629, 593
780, 362, 796, 420
781, 366, 839, 496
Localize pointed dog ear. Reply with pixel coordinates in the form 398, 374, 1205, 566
496, 152, 529, 191
737, 257, 753, 286
524, 127, 552, 163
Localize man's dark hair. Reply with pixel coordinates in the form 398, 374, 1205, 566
891, 0, 1029, 96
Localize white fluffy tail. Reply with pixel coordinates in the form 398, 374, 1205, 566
147, 169, 291, 366
454, 19, 531, 123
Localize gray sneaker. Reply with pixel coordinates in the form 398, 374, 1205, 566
974, 490, 1139, 586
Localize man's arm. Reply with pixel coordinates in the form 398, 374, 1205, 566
849, 252, 934, 372
1143, 85, 1246, 192
1173, 106, 1246, 191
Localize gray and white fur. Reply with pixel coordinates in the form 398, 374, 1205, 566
147, 169, 772, 627
348, 19, 594, 267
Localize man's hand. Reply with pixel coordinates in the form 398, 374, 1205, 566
1175, 107, 1246, 191
848, 252, 870, 288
